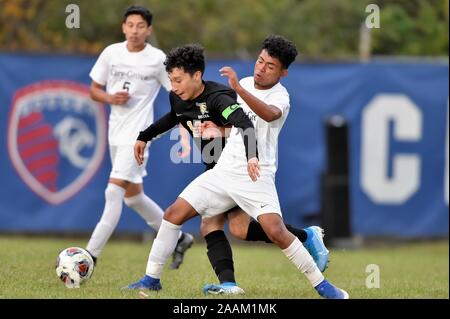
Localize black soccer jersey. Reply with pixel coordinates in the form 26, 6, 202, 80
170, 81, 237, 129
137, 81, 258, 168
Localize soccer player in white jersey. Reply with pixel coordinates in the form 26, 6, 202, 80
126, 35, 348, 299
199, 36, 329, 295
86, 6, 193, 270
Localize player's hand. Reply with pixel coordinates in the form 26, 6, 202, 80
219, 67, 240, 91
247, 157, 260, 182
109, 91, 130, 105
192, 120, 202, 138
200, 121, 227, 138
134, 140, 147, 165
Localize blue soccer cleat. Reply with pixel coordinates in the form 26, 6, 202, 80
315, 279, 349, 299
202, 282, 245, 295
124, 275, 162, 291
304, 226, 329, 272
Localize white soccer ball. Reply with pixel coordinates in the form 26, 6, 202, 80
55, 247, 94, 288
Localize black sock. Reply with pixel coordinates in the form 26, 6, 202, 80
245, 220, 308, 243
285, 224, 308, 242
245, 220, 272, 243
205, 230, 235, 284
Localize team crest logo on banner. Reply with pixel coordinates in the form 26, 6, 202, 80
7, 81, 107, 205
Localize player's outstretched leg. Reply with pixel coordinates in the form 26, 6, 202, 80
125, 218, 181, 290
258, 213, 348, 299
123, 187, 195, 270
125, 198, 198, 290
86, 183, 126, 265
228, 209, 330, 272
200, 216, 245, 295
202, 231, 245, 295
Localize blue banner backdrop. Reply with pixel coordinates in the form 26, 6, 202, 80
0, 53, 448, 237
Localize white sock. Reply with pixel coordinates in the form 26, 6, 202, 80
124, 193, 164, 231
86, 183, 125, 257
146, 219, 181, 279
124, 192, 183, 239
282, 237, 324, 287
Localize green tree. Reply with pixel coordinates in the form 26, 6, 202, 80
372, 0, 449, 55
0, 0, 447, 59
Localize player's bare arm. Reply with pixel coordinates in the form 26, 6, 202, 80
220, 66, 281, 122
222, 106, 260, 181
134, 111, 179, 165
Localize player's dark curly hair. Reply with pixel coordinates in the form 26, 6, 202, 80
262, 35, 298, 69
164, 44, 205, 76
123, 5, 153, 26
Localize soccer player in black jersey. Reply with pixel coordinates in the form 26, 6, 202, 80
127, 43, 340, 298
134, 64, 253, 172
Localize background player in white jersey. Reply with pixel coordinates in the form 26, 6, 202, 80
126, 38, 348, 299
86, 6, 193, 270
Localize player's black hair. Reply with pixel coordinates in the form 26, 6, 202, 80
262, 35, 298, 69
164, 44, 205, 76
123, 5, 153, 26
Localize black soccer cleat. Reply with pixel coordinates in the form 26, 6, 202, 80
170, 232, 194, 269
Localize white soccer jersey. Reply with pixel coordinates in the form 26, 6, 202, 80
216, 76, 290, 177
89, 41, 171, 145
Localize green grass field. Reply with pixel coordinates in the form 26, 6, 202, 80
0, 236, 448, 299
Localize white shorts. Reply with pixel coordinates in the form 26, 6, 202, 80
179, 168, 282, 220
109, 144, 149, 184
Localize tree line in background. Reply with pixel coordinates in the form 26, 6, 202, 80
0, 0, 448, 59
